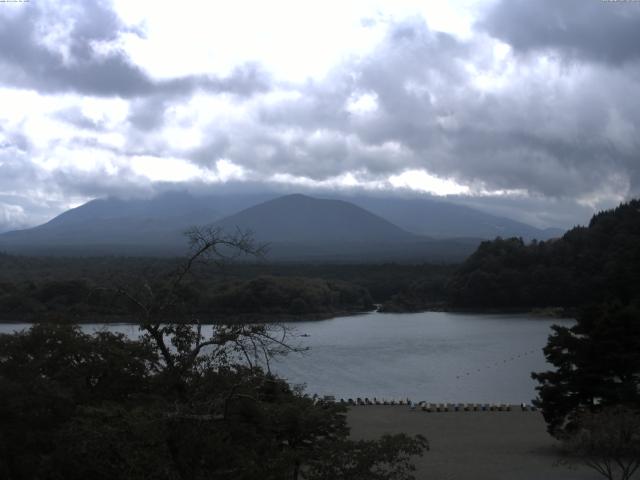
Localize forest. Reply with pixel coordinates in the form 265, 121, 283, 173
1, 200, 640, 321
1, 200, 640, 320
0, 228, 429, 480
0, 253, 453, 322
2, 200, 640, 479
446, 199, 640, 311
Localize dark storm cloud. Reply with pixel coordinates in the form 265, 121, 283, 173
127, 97, 170, 131
350, 22, 468, 153
188, 134, 232, 165
50, 167, 153, 200
0, 1, 271, 99
259, 18, 468, 143
481, 0, 640, 65
3, 5, 639, 230
126, 63, 271, 131
212, 19, 468, 179
188, 15, 640, 204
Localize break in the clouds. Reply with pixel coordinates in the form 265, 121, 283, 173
1, 0, 639, 231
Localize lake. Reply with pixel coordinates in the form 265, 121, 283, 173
0, 311, 572, 404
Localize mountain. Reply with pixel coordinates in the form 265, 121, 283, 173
211, 194, 481, 261
0, 191, 283, 255
344, 196, 564, 241
0, 190, 562, 261
0, 192, 218, 255
214, 194, 416, 244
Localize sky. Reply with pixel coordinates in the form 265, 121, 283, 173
1, 0, 639, 231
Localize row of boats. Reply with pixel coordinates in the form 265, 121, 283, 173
319, 396, 538, 411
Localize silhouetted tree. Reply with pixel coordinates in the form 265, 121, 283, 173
532, 304, 640, 437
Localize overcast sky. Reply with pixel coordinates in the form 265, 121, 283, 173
1, 0, 639, 231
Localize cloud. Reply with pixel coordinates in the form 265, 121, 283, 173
54, 106, 107, 131
174, 16, 638, 205
480, 0, 640, 66
186, 19, 469, 180
1, 4, 639, 230
0, 1, 271, 99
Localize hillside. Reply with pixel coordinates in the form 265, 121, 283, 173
446, 199, 640, 309
212, 194, 487, 262
0, 192, 275, 256
348, 196, 564, 241
0, 192, 218, 253
0, 190, 561, 261
214, 194, 416, 244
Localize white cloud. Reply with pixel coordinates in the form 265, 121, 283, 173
346, 92, 379, 115
389, 169, 470, 195
1, 0, 638, 229
130, 156, 246, 183
113, 0, 392, 82
0, 202, 27, 228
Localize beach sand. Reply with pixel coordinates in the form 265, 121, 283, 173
348, 406, 601, 480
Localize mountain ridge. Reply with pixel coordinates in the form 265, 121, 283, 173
0, 191, 564, 261
214, 194, 417, 244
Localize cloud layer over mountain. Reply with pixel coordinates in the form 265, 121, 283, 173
1, 0, 639, 231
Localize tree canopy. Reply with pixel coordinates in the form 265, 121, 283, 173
532, 304, 640, 437
0, 227, 427, 480
447, 199, 640, 310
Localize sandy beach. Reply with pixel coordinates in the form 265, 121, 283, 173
348, 406, 601, 480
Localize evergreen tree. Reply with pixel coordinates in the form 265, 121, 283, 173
532, 304, 640, 436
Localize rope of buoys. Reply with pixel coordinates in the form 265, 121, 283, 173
337, 398, 538, 412
455, 348, 540, 380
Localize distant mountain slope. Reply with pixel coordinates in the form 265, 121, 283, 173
211, 194, 482, 261
0, 192, 224, 253
214, 194, 416, 244
346, 196, 564, 241
0, 190, 561, 261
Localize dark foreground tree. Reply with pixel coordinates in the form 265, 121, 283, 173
532, 304, 640, 436
562, 406, 640, 480
0, 228, 427, 480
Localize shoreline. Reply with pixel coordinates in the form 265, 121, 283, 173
379, 305, 576, 318
0, 308, 575, 325
0, 305, 576, 325
0, 309, 371, 325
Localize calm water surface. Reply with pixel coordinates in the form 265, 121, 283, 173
1, 311, 572, 403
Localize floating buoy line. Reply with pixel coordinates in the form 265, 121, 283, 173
454, 348, 539, 380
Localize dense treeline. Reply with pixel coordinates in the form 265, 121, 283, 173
0, 275, 374, 322
447, 199, 640, 310
207, 276, 373, 316
0, 254, 455, 321
0, 254, 454, 301
378, 274, 450, 312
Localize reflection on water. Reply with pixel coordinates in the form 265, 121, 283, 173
0, 311, 572, 403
